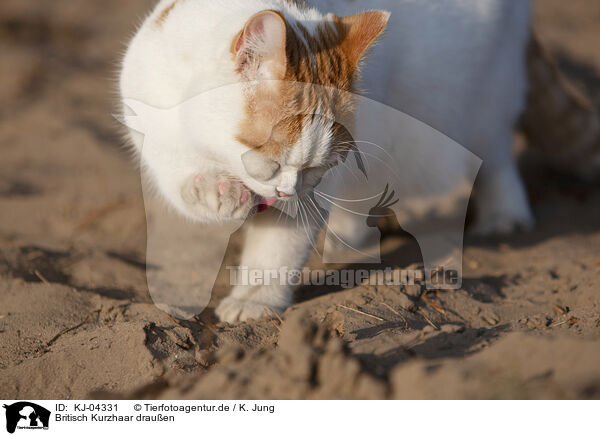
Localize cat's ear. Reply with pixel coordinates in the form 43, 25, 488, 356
232, 10, 287, 80
337, 11, 390, 68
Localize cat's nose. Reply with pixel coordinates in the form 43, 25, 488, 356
277, 170, 298, 197
276, 188, 296, 198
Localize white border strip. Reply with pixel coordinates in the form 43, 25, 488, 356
0, 400, 597, 435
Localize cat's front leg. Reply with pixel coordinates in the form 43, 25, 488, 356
181, 173, 254, 222
473, 162, 534, 235
215, 206, 320, 323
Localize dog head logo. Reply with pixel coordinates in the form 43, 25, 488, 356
3, 403, 50, 434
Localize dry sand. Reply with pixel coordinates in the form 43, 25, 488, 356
1, 0, 599, 400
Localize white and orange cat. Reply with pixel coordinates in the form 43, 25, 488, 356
120, 0, 597, 322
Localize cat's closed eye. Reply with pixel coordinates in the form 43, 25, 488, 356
242, 150, 281, 181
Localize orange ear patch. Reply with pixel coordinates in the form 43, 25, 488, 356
335, 11, 391, 67
231, 29, 245, 55
154, 1, 179, 28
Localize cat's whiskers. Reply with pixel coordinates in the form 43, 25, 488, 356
305, 196, 374, 258
275, 196, 288, 225
301, 197, 326, 256
315, 189, 385, 204
294, 197, 301, 232
297, 196, 320, 256
336, 139, 396, 162
313, 191, 391, 218
332, 146, 400, 182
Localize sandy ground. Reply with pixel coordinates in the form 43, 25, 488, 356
1, 0, 599, 400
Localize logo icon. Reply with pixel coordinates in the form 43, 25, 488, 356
3, 402, 50, 434
120, 81, 482, 319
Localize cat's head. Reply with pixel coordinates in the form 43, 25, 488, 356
124, 6, 389, 222
229, 9, 389, 202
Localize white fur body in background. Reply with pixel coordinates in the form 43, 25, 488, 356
316, 0, 533, 237
121, 0, 533, 321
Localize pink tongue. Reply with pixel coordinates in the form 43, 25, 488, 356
263, 198, 278, 207
258, 197, 278, 213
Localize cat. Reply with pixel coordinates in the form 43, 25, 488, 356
120, 0, 600, 322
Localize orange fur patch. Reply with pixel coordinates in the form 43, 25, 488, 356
154, 1, 178, 28
234, 10, 389, 158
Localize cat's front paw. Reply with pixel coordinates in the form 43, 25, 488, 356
471, 212, 534, 236
471, 198, 534, 235
215, 296, 286, 323
473, 166, 535, 235
183, 174, 254, 221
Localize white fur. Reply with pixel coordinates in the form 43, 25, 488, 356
317, 0, 534, 237
121, 0, 534, 322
